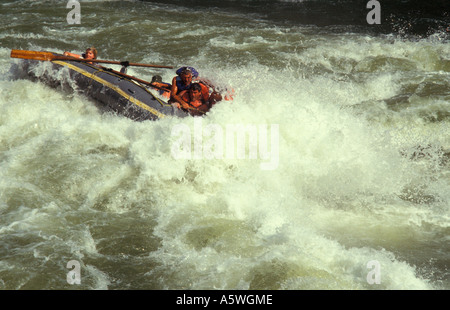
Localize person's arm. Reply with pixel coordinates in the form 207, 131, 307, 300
176, 91, 192, 110
170, 77, 190, 109
170, 77, 178, 100
151, 82, 171, 91
63, 51, 82, 58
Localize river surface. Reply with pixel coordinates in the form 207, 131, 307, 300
0, 0, 449, 290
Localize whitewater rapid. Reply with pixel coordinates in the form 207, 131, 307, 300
0, 0, 449, 290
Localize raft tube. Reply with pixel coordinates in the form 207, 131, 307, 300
10, 52, 189, 121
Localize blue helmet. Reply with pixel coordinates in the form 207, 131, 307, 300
176, 66, 199, 79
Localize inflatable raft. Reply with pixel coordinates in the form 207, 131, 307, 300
10, 52, 190, 121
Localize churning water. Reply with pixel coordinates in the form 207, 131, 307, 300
0, 0, 449, 290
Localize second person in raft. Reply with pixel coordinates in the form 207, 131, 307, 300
177, 83, 211, 116
170, 67, 222, 115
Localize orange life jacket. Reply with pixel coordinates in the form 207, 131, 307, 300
181, 83, 210, 107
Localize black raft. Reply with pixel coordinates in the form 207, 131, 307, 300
10, 52, 189, 121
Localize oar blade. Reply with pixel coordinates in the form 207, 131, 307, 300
10, 50, 55, 61
11, 49, 174, 69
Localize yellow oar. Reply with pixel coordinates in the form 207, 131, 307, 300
10, 49, 174, 69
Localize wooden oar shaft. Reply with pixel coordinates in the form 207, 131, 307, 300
102, 67, 172, 93
105, 68, 153, 86
10, 49, 174, 69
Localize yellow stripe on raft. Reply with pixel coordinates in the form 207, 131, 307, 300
52, 60, 166, 119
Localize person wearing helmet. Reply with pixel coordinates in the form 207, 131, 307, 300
170, 67, 196, 107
